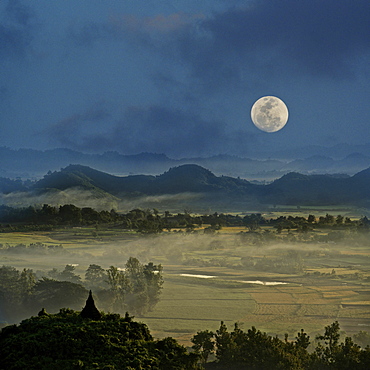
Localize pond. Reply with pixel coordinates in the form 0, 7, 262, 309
179, 274, 216, 279
238, 280, 287, 286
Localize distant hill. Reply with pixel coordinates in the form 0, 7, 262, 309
0, 177, 26, 194
34, 164, 156, 196
1, 146, 369, 181
0, 163, 369, 210
27, 164, 370, 208
33, 164, 254, 197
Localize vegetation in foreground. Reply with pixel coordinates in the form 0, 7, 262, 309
1, 307, 370, 369
193, 321, 370, 369
0, 308, 198, 370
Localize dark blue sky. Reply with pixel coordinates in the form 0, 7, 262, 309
0, 0, 369, 158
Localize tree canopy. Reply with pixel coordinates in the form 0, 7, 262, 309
0, 309, 198, 369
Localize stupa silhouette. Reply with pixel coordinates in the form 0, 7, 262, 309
80, 290, 102, 320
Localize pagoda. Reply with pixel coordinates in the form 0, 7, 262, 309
80, 290, 102, 320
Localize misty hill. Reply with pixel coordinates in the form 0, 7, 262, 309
1, 146, 370, 181
34, 165, 156, 196
33, 164, 254, 197
28, 164, 370, 208
154, 164, 253, 194
0, 177, 26, 194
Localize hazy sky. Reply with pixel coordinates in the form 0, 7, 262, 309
1, 0, 369, 157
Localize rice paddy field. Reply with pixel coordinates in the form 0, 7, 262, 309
1, 210, 370, 345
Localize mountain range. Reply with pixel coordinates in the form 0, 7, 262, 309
1, 164, 369, 212
1, 146, 370, 182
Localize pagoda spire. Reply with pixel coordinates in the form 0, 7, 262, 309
80, 290, 101, 320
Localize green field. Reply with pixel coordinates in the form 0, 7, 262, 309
1, 213, 370, 346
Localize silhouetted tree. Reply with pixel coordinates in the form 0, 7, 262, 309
191, 329, 215, 367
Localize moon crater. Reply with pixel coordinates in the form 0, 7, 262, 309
251, 96, 289, 132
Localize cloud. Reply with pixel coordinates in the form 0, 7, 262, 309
0, 188, 118, 211
0, 0, 35, 59
69, 0, 368, 98
191, 0, 370, 79
6, 0, 33, 26
111, 12, 204, 35
67, 22, 115, 47
44, 103, 259, 157
104, 105, 227, 156
113, 105, 226, 156
45, 103, 112, 149
117, 0, 369, 88
67, 11, 204, 49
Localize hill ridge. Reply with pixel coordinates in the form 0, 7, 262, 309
1, 164, 369, 208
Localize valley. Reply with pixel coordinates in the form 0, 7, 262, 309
1, 210, 369, 347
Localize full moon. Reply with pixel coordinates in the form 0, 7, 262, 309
251, 96, 289, 132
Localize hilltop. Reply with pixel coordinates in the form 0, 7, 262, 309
0, 309, 197, 369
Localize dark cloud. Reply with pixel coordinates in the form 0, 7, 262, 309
84, 1, 369, 94
45, 103, 111, 150
6, 0, 33, 26
0, 24, 32, 58
46, 104, 258, 157
164, 0, 370, 85
0, 0, 34, 59
2, 2, 369, 156
109, 105, 228, 157
67, 22, 115, 47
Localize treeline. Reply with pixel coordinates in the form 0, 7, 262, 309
0, 257, 163, 324
1, 204, 369, 234
192, 321, 370, 369
0, 204, 119, 226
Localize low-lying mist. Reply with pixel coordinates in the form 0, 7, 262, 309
1, 229, 368, 278
1, 224, 370, 329
0, 188, 206, 212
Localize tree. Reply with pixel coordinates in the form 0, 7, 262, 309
143, 262, 164, 310
336, 214, 344, 225
191, 330, 214, 367
29, 278, 88, 314
125, 257, 149, 314
215, 321, 234, 363
19, 268, 36, 297
59, 204, 82, 224
243, 213, 264, 231
314, 321, 341, 366
85, 264, 107, 290
353, 331, 370, 348
308, 214, 316, 223
105, 266, 130, 312
59, 264, 81, 284
0, 266, 20, 321
0, 266, 37, 322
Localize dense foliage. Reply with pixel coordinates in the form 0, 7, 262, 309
2, 310, 370, 369
0, 309, 198, 369
0, 258, 163, 324
192, 321, 370, 369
